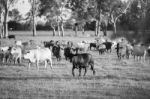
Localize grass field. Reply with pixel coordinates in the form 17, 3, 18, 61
0, 31, 150, 99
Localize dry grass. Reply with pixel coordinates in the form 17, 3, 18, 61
0, 31, 150, 99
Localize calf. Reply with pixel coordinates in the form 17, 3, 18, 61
23, 48, 52, 69
71, 53, 95, 76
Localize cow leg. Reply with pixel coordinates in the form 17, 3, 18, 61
19, 57, 21, 64
49, 58, 53, 69
44, 60, 47, 68
36, 61, 39, 70
72, 66, 75, 76
28, 62, 31, 69
14, 58, 17, 64
84, 67, 87, 76
91, 65, 95, 75
79, 67, 82, 76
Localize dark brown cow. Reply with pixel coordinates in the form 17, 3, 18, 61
71, 53, 95, 76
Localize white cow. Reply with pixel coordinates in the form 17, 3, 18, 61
15, 40, 22, 47
0, 46, 9, 52
10, 47, 22, 64
23, 48, 52, 69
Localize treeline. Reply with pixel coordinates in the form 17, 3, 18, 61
8, 20, 115, 31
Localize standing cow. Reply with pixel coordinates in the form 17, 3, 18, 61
71, 53, 96, 76
131, 44, 147, 61
23, 48, 53, 70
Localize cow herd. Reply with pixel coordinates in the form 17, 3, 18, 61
0, 37, 150, 76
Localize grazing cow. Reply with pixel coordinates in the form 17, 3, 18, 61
23, 48, 52, 69
10, 47, 22, 64
8, 35, 15, 39
71, 53, 95, 76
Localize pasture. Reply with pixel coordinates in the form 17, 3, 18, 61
0, 31, 150, 99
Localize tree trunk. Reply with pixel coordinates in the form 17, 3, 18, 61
75, 25, 78, 36
95, 20, 98, 36
97, 20, 101, 36
113, 22, 117, 34
82, 26, 85, 35
51, 26, 56, 36
57, 23, 60, 36
32, 17, 36, 36
60, 23, 64, 37
32, 0, 37, 36
0, 22, 4, 38
4, 9, 8, 38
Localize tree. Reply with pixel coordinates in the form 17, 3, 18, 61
39, 0, 72, 36
68, 0, 96, 36
108, 0, 133, 34
0, 7, 4, 37
28, 0, 40, 36
0, 0, 17, 38
9, 8, 22, 21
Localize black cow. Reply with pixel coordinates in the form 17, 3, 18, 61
89, 43, 97, 50
43, 40, 55, 49
102, 41, 113, 53
52, 45, 62, 61
8, 35, 15, 39
64, 47, 73, 60
71, 53, 96, 76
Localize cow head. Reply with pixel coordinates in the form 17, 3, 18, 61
23, 50, 35, 63
10, 47, 16, 54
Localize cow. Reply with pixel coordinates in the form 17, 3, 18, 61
10, 47, 22, 64
89, 43, 97, 50
71, 53, 96, 76
15, 40, 22, 47
144, 48, 150, 62
102, 41, 113, 53
23, 48, 52, 69
0, 46, 11, 63
52, 45, 63, 61
97, 43, 106, 55
43, 40, 55, 49
8, 35, 15, 39
131, 44, 147, 61
64, 47, 72, 61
